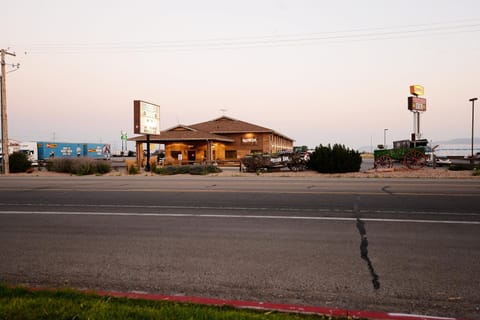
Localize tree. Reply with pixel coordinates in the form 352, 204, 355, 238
308, 144, 362, 173
9, 151, 32, 173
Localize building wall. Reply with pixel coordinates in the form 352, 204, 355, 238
223, 132, 293, 160
161, 132, 293, 165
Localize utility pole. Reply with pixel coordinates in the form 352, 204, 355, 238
470, 97, 478, 164
1, 49, 16, 174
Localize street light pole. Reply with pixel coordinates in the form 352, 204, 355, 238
470, 98, 478, 163
384, 128, 388, 148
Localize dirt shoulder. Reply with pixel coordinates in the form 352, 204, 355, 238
10, 166, 479, 179
211, 166, 480, 179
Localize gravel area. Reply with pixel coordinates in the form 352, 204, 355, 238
10, 166, 479, 179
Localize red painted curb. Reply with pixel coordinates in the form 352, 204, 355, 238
90, 289, 461, 320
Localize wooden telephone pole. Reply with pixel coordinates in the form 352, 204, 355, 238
1, 49, 16, 174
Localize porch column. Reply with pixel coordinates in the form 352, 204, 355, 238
206, 140, 212, 163
136, 142, 144, 168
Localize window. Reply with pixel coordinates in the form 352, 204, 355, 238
170, 151, 181, 159
225, 150, 237, 159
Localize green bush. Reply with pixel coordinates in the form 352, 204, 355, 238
308, 144, 362, 173
128, 165, 139, 175
448, 164, 474, 171
95, 160, 112, 174
154, 165, 222, 175
9, 151, 32, 173
189, 165, 222, 175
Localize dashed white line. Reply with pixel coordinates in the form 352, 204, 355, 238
0, 210, 479, 225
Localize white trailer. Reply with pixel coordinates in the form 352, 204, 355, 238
19, 141, 39, 166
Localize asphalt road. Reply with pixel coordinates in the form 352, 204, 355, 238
0, 175, 479, 319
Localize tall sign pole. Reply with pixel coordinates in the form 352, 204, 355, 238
133, 100, 160, 171
1, 49, 16, 174
408, 85, 427, 145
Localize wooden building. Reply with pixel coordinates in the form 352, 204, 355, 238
129, 116, 294, 166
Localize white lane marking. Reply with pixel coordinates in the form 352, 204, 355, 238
0, 203, 479, 217
0, 211, 479, 225
0, 187, 478, 197
388, 313, 456, 320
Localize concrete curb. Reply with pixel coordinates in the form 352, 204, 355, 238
90, 289, 462, 320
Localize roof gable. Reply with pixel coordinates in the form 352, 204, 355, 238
189, 116, 272, 134
166, 125, 198, 132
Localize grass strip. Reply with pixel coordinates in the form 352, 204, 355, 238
0, 284, 339, 320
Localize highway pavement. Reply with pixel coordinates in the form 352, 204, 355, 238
0, 175, 479, 319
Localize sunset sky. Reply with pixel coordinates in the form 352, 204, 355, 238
3, 0, 480, 152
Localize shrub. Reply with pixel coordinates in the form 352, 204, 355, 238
9, 151, 32, 173
95, 161, 112, 174
71, 158, 95, 175
155, 166, 177, 175
128, 164, 139, 175
149, 158, 157, 172
46, 158, 74, 173
154, 165, 222, 175
308, 144, 362, 173
189, 165, 222, 175
125, 159, 139, 175
46, 158, 112, 175
448, 164, 474, 171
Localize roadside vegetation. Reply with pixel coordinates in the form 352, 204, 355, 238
474, 165, 480, 176
154, 164, 222, 175
308, 144, 362, 173
447, 163, 480, 171
0, 284, 334, 320
8, 151, 33, 173
124, 158, 222, 175
46, 158, 112, 175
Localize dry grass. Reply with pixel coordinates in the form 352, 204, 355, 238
9, 165, 480, 179
211, 166, 480, 179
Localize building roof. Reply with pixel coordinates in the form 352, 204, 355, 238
128, 124, 234, 143
129, 116, 293, 142
190, 116, 293, 141
189, 116, 271, 133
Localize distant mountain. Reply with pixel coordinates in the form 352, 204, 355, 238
434, 137, 480, 145
357, 137, 480, 153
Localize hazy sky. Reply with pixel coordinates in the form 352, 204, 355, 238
3, 0, 480, 151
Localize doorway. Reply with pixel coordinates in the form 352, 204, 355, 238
188, 151, 196, 163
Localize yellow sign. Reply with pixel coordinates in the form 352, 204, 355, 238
409, 85, 424, 96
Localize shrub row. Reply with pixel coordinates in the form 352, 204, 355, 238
154, 165, 222, 175
46, 158, 112, 175
447, 163, 475, 171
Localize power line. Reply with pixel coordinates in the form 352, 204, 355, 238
15, 19, 480, 54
